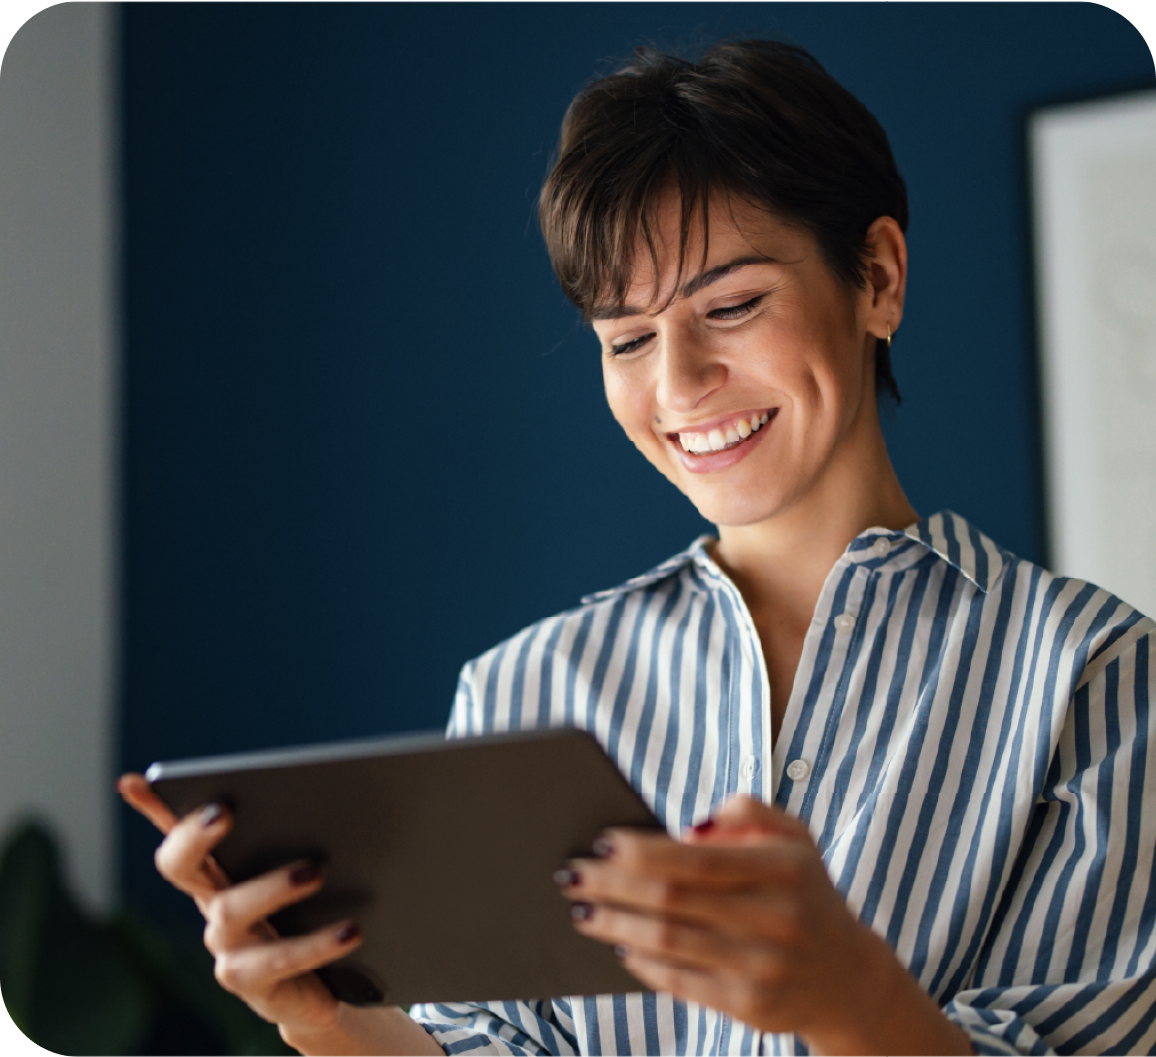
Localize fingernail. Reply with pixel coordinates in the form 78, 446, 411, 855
592, 836, 614, 858
335, 922, 361, 943
290, 862, 322, 886
613, 944, 629, 959
553, 868, 580, 887
571, 902, 593, 922
691, 819, 716, 835
200, 803, 226, 827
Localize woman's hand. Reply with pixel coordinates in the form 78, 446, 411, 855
118, 774, 359, 1043
557, 795, 972, 1056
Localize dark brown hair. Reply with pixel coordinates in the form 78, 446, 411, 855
539, 39, 908, 403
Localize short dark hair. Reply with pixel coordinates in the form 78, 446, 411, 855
539, 39, 908, 404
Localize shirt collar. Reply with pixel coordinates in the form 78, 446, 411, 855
582, 510, 1005, 605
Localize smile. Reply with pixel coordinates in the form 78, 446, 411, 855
673, 410, 773, 455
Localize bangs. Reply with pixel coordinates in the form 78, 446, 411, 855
540, 105, 755, 320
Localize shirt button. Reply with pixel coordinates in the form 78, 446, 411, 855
834, 612, 856, 632
740, 755, 757, 780
873, 538, 892, 557
786, 759, 811, 781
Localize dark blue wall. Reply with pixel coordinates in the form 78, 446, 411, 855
119, 3, 1155, 920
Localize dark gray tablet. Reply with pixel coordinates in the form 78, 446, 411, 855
146, 727, 661, 1008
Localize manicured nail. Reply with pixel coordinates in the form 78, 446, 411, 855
335, 922, 361, 943
613, 944, 629, 959
691, 819, 716, 835
592, 836, 614, 858
289, 862, 322, 886
200, 803, 226, 827
571, 902, 593, 922
553, 868, 580, 887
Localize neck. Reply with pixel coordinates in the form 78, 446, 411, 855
711, 412, 917, 630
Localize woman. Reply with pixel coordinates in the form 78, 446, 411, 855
120, 40, 1156, 1056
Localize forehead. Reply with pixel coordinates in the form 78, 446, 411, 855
605, 192, 809, 311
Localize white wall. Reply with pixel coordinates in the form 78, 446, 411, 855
1032, 91, 1156, 618
0, 1, 118, 914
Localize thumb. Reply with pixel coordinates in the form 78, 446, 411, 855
686, 794, 809, 842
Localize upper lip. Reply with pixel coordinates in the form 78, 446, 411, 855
663, 408, 774, 437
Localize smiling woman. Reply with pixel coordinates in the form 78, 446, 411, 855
120, 37, 1156, 1057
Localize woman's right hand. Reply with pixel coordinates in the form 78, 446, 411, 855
116, 773, 363, 1038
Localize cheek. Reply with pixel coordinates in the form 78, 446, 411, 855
602, 365, 652, 437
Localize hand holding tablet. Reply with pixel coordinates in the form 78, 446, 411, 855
120, 728, 661, 1014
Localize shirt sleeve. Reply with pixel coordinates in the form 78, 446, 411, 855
941, 625, 1156, 1055
407, 999, 579, 1056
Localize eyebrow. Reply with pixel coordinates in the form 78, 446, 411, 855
588, 254, 784, 321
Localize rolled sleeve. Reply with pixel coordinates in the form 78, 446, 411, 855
408, 999, 578, 1056
942, 628, 1156, 1054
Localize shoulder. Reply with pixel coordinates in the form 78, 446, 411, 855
916, 511, 1154, 691
448, 537, 721, 737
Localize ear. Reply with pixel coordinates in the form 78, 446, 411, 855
863, 216, 907, 341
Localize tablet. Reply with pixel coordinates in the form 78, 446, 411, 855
146, 727, 662, 1007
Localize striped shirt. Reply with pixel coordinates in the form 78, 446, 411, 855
409, 511, 1156, 1056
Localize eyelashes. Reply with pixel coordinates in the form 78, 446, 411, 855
708, 294, 765, 321
608, 294, 766, 357
609, 333, 650, 357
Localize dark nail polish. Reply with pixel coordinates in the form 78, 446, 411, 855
335, 922, 361, 943
691, 819, 716, 835
571, 902, 593, 922
553, 868, 580, 887
613, 944, 629, 959
592, 836, 614, 858
290, 862, 322, 886
200, 803, 225, 827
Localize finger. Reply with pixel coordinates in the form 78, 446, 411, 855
204, 860, 326, 953
683, 798, 809, 846
573, 902, 729, 972
118, 773, 179, 834
154, 802, 233, 900
213, 919, 363, 997
709, 795, 810, 835
568, 834, 812, 900
617, 948, 772, 1026
567, 864, 806, 942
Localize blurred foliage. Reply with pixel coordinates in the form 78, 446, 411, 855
0, 821, 294, 1055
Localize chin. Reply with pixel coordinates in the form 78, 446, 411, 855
684, 488, 792, 529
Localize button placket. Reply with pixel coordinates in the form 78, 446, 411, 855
791, 565, 869, 820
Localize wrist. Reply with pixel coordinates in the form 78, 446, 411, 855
282, 1004, 445, 1057
801, 923, 973, 1056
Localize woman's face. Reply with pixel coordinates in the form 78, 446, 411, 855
592, 195, 896, 528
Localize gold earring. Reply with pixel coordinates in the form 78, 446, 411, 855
886, 323, 892, 348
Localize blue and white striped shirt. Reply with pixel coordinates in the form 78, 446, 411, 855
410, 511, 1156, 1055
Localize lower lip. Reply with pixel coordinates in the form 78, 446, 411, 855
671, 410, 777, 474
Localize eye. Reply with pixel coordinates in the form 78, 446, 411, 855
609, 333, 653, 357
708, 295, 764, 321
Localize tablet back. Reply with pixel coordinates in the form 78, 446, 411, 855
147, 727, 661, 1007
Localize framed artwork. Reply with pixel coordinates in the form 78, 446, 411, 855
1031, 89, 1156, 618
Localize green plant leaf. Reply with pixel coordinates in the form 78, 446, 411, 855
1, 823, 153, 1055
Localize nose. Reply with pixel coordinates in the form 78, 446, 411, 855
655, 327, 726, 414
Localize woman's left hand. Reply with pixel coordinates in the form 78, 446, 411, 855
557, 795, 973, 1056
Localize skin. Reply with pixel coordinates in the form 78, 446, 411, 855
118, 192, 972, 1055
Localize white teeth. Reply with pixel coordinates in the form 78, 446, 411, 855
677, 412, 771, 454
